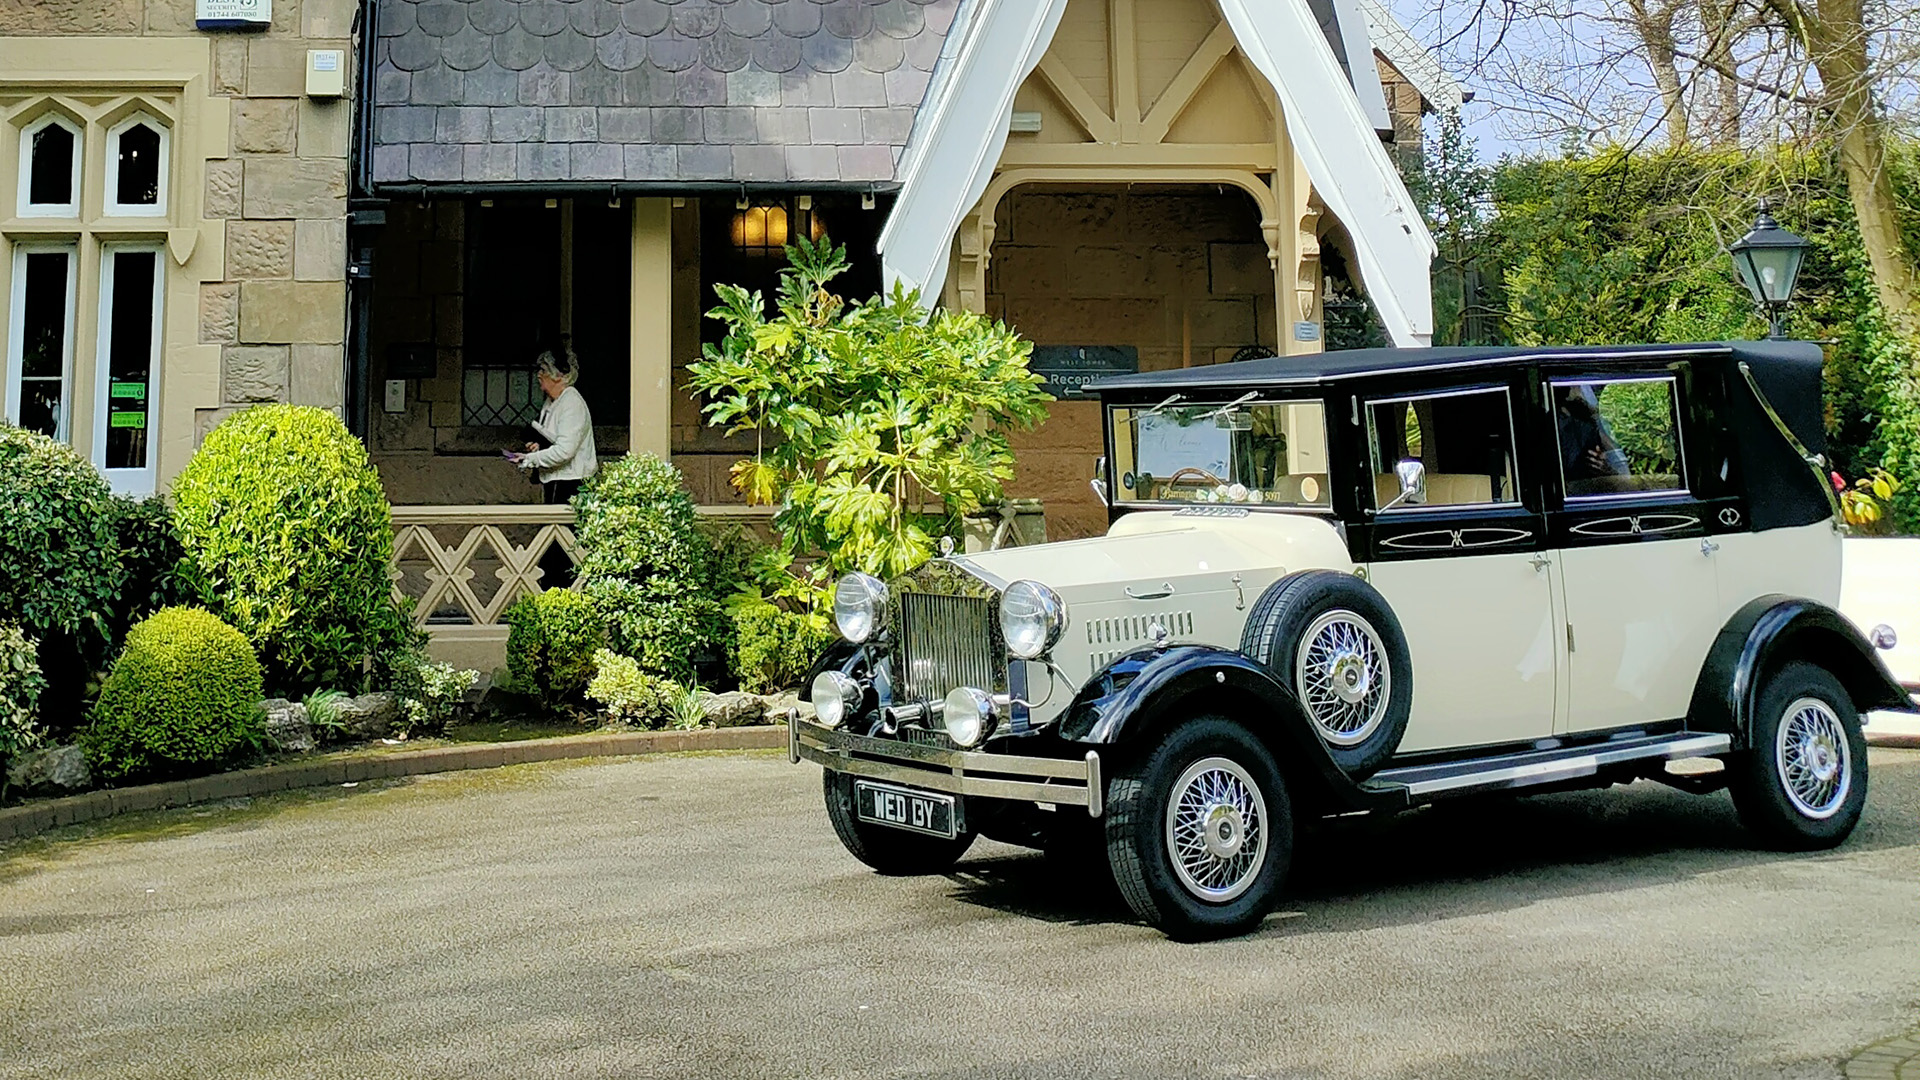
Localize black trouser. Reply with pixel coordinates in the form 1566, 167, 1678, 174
540, 479, 583, 588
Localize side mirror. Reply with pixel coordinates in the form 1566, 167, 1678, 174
1382, 459, 1426, 510
1090, 456, 1110, 507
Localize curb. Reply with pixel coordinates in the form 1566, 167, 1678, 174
0, 725, 786, 843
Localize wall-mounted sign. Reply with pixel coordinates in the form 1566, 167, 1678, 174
197, 0, 271, 29
1293, 321, 1322, 343
1028, 345, 1139, 398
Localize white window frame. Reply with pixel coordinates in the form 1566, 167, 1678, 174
92, 242, 166, 495
5, 242, 80, 442
104, 113, 169, 218
16, 114, 82, 218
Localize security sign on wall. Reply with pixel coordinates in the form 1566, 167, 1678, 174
196, 0, 271, 29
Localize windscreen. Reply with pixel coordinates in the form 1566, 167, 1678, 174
1109, 399, 1331, 507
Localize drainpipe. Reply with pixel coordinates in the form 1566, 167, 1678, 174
345, 0, 384, 439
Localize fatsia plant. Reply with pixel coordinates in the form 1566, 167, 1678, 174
689, 238, 1051, 598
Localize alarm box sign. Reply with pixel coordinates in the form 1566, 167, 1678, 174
197, 0, 271, 28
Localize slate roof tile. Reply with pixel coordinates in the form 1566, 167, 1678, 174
374, 0, 963, 184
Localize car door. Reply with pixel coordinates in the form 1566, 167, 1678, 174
1547, 370, 1722, 735
1359, 381, 1561, 754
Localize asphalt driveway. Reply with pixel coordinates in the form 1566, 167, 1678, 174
3, 748, 1918, 1080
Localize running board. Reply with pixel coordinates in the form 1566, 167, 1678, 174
1367, 732, 1732, 800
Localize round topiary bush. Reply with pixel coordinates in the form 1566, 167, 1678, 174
171, 405, 407, 694
80, 607, 264, 783
0, 423, 124, 715
503, 587, 605, 709
572, 453, 713, 585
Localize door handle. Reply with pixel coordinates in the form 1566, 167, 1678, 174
1530, 554, 1552, 572
1126, 583, 1175, 601
1701, 539, 1720, 557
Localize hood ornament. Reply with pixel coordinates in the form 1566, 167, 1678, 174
1149, 619, 1170, 647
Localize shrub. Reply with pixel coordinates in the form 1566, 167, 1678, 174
729, 600, 835, 695
572, 453, 712, 585
107, 495, 197, 647
171, 405, 410, 695
585, 577, 729, 684
573, 455, 733, 680
690, 238, 1051, 587
0, 623, 47, 770
586, 649, 679, 728
0, 424, 123, 714
390, 649, 479, 736
503, 589, 604, 709
80, 607, 264, 783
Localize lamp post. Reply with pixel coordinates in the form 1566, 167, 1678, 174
1728, 200, 1811, 338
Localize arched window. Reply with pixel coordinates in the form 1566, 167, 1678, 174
17, 115, 81, 217
105, 114, 168, 216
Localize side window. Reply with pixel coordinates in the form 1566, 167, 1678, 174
1366, 387, 1519, 509
18, 115, 81, 218
105, 114, 168, 216
1551, 377, 1684, 498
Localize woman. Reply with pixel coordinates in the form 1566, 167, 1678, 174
507, 348, 597, 589
508, 347, 598, 504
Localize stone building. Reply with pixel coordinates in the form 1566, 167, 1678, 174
0, 0, 357, 495
2, 0, 1454, 664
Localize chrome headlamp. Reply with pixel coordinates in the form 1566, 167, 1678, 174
943, 686, 998, 748
999, 579, 1068, 660
833, 572, 889, 643
810, 670, 860, 729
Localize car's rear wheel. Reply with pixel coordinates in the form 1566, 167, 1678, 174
1241, 571, 1412, 779
823, 772, 976, 875
1727, 660, 1868, 851
1105, 717, 1292, 941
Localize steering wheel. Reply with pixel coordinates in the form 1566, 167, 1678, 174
1166, 467, 1227, 488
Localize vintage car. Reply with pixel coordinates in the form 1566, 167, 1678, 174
787, 340, 1913, 940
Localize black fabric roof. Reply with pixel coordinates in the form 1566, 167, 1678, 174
1085, 341, 1762, 392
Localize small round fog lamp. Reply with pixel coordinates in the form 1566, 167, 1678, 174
943, 686, 997, 748
811, 670, 859, 729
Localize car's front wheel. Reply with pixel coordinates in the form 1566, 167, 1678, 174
1727, 660, 1869, 851
1105, 717, 1293, 940
822, 772, 976, 875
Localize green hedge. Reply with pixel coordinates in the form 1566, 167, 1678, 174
729, 601, 834, 695
80, 607, 264, 783
573, 455, 729, 680
0, 424, 123, 715
171, 405, 409, 694
0, 622, 46, 771
585, 649, 680, 728
504, 589, 604, 709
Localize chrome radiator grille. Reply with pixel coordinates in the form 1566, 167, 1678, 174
897, 592, 1001, 702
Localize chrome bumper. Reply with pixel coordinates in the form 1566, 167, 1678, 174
788, 713, 1104, 817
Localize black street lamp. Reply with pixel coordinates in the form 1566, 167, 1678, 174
1728, 200, 1811, 338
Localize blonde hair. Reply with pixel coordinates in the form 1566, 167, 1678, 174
535, 346, 579, 388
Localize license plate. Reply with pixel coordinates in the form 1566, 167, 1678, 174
854, 780, 958, 839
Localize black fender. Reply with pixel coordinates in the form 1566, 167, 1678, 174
1052, 644, 1407, 814
1689, 594, 1915, 748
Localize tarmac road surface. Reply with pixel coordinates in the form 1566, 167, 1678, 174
3, 748, 1918, 1080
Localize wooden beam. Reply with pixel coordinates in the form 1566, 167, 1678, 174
629, 198, 672, 458
1034, 54, 1120, 144
1111, 0, 1141, 138
996, 141, 1278, 171
1140, 21, 1238, 145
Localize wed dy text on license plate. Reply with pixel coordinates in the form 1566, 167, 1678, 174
854, 780, 958, 838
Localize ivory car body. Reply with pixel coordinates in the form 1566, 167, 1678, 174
790, 340, 1914, 940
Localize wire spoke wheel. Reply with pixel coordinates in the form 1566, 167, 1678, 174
1164, 756, 1269, 902
1294, 609, 1392, 747
1775, 696, 1852, 819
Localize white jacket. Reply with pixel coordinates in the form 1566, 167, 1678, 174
520, 386, 598, 483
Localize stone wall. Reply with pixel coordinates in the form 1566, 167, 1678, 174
0, 0, 357, 479
986, 186, 1278, 540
